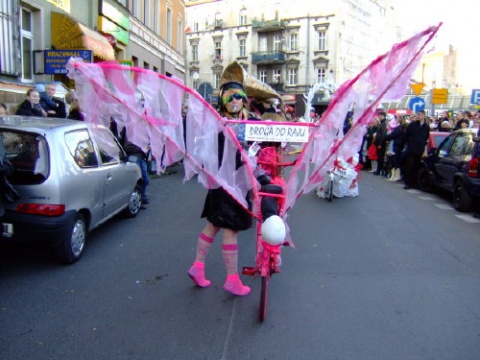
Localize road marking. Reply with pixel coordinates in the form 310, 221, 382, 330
455, 214, 480, 223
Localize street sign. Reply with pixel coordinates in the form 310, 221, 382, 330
410, 83, 425, 96
408, 97, 425, 112
44, 50, 92, 74
432, 88, 448, 104
471, 89, 480, 104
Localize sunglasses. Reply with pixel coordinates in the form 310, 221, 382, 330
226, 93, 244, 103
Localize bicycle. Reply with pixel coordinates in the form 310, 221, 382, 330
242, 144, 294, 321
226, 119, 314, 321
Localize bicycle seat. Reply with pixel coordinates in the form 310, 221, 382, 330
260, 184, 283, 194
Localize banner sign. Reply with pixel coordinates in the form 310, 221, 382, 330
243, 123, 310, 143
44, 50, 92, 74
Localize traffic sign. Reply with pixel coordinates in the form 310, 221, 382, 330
471, 89, 480, 104
408, 97, 425, 112
410, 83, 425, 96
432, 88, 448, 104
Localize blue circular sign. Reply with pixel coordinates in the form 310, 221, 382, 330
408, 97, 425, 112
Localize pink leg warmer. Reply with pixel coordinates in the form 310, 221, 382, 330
188, 233, 214, 287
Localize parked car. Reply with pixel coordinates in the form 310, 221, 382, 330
427, 131, 449, 153
417, 128, 480, 212
0, 116, 143, 263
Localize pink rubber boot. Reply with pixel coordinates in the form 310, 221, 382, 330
223, 273, 251, 296
188, 261, 211, 287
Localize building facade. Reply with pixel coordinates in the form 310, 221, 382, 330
0, 0, 186, 112
184, 0, 397, 116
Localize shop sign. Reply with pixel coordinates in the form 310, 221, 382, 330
44, 50, 92, 74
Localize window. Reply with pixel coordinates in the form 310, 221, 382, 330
239, 39, 246, 57
193, 77, 199, 89
20, 8, 34, 82
193, 21, 199, 32
289, 33, 297, 51
132, 56, 138, 67
178, 20, 183, 52
259, 36, 267, 52
316, 68, 326, 83
273, 35, 282, 51
166, 7, 172, 44
132, 0, 142, 20
153, 0, 160, 33
144, 0, 151, 27
65, 130, 98, 168
214, 73, 221, 89
273, 69, 281, 83
214, 41, 222, 59
239, 10, 247, 26
1, 1, 16, 75
259, 70, 267, 83
91, 128, 122, 165
288, 69, 297, 86
2, 130, 49, 185
449, 133, 472, 156
318, 30, 326, 51
192, 44, 198, 61
144, 62, 149, 70
153, 66, 158, 72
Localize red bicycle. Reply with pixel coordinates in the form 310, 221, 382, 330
242, 145, 296, 322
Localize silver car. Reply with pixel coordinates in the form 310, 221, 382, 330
0, 116, 143, 263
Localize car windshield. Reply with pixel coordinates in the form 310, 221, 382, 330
0, 130, 49, 185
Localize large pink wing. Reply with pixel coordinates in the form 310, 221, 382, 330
281, 23, 441, 215
66, 60, 257, 213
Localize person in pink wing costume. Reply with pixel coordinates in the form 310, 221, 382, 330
187, 78, 261, 296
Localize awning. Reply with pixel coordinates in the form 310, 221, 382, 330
51, 12, 115, 61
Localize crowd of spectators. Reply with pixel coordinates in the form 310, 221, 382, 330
360, 109, 480, 187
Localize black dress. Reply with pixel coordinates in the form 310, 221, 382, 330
200, 132, 252, 231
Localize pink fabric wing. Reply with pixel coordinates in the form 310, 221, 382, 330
282, 24, 441, 215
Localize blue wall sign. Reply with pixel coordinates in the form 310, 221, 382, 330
471, 89, 480, 105
44, 50, 92, 75
408, 97, 425, 112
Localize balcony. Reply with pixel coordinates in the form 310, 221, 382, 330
251, 51, 285, 65
267, 82, 284, 93
252, 19, 286, 32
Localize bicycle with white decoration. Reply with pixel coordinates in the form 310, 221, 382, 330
228, 119, 314, 322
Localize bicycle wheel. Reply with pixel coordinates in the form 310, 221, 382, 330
327, 179, 334, 202
259, 273, 270, 322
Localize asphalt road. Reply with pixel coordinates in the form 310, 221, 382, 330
1, 167, 479, 360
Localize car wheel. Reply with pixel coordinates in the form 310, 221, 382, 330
453, 180, 473, 212
122, 184, 142, 218
55, 213, 87, 264
417, 166, 432, 192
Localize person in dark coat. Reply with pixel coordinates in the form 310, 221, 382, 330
16, 89, 47, 117
385, 118, 407, 181
403, 110, 430, 189
45, 83, 67, 118
373, 111, 388, 176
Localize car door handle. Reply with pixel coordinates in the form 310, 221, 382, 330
106, 173, 113, 180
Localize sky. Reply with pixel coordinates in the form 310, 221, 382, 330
393, 0, 479, 92
394, 0, 477, 45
